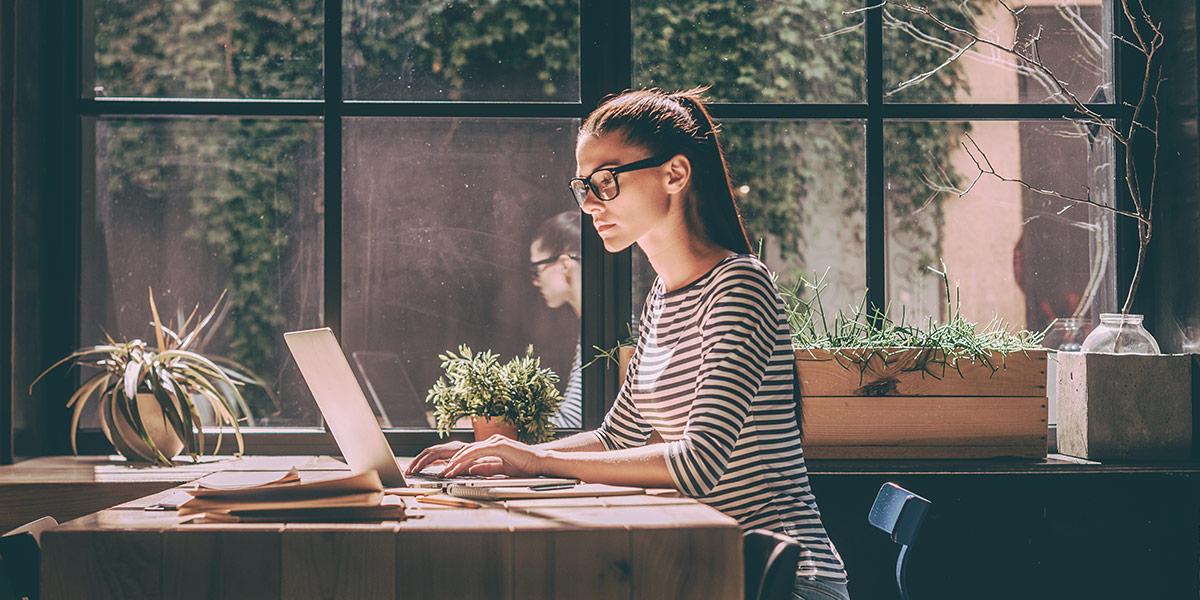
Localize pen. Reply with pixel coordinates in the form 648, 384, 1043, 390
416, 495, 482, 509
529, 483, 576, 491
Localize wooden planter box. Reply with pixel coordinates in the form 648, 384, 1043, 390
616, 346, 1048, 459
797, 348, 1048, 459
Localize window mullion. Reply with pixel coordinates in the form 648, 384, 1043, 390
579, 0, 632, 430
865, 0, 886, 317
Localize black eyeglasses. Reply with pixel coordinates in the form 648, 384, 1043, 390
528, 253, 578, 278
567, 154, 672, 208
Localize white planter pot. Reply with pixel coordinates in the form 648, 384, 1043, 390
112, 392, 186, 462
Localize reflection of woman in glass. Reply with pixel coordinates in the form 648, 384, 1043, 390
411, 88, 849, 598
529, 211, 582, 428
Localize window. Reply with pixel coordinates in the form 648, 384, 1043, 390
72, 0, 1126, 447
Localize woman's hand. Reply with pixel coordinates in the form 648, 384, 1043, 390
439, 435, 548, 478
406, 440, 469, 475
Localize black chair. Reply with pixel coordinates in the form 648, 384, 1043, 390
0, 516, 58, 600
744, 529, 802, 600
868, 483, 931, 600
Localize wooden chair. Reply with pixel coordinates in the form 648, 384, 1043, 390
0, 516, 58, 600
743, 529, 802, 600
868, 483, 931, 600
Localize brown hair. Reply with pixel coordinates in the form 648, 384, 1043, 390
579, 87, 753, 255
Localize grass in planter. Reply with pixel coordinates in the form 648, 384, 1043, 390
780, 264, 1045, 386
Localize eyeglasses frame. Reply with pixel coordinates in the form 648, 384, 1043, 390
567, 153, 673, 207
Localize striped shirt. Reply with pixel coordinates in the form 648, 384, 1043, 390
552, 343, 583, 429
593, 254, 848, 582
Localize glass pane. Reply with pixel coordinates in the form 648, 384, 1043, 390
633, 121, 867, 333
344, 1, 580, 101
82, 118, 325, 428
886, 119, 1117, 334
883, 0, 1112, 103
633, 1, 863, 103
89, 0, 325, 99
343, 118, 583, 429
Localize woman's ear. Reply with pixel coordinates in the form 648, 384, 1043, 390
664, 154, 691, 196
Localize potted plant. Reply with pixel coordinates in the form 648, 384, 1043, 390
30, 290, 266, 466
426, 345, 564, 444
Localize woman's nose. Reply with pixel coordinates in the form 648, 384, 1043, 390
579, 193, 603, 215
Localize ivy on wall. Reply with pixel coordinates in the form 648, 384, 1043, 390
94, 0, 969, 418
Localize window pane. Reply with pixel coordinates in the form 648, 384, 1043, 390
344, 1, 580, 101
886, 119, 1117, 333
633, 121, 867, 331
343, 118, 582, 429
89, 1, 324, 99
883, 0, 1112, 103
82, 118, 325, 428
633, 2, 863, 103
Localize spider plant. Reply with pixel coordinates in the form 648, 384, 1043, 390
30, 289, 268, 466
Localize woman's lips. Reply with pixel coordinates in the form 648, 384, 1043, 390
595, 222, 616, 234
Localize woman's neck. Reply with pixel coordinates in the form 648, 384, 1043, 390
638, 221, 735, 292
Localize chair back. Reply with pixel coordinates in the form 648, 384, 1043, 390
743, 529, 802, 600
0, 516, 58, 600
868, 483, 930, 600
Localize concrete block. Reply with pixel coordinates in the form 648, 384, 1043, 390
1056, 352, 1193, 460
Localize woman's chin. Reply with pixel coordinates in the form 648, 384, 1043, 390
601, 236, 634, 253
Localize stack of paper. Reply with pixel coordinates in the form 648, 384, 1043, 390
180, 469, 405, 522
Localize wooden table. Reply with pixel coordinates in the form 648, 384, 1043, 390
37, 459, 743, 600
0, 455, 350, 532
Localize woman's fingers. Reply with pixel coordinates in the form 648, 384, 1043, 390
441, 441, 506, 477
407, 441, 466, 474
466, 459, 511, 477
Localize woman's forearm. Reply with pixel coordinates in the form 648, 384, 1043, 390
537, 431, 606, 452
539, 444, 676, 488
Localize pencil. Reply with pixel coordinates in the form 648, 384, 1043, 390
416, 495, 482, 509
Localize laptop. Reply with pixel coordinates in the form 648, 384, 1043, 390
283, 328, 577, 489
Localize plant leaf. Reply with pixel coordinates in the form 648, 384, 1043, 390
69, 374, 110, 455
28, 345, 123, 394
148, 368, 192, 457
179, 290, 227, 350
123, 359, 143, 402
148, 287, 166, 352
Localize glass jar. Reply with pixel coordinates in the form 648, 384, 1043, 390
1043, 317, 1092, 352
1080, 313, 1161, 354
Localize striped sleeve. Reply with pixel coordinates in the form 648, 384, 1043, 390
663, 265, 776, 497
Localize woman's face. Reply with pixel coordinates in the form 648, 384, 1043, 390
575, 133, 683, 253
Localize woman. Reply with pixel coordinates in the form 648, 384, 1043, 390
409, 87, 850, 599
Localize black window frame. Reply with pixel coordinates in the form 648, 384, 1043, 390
46, 0, 1141, 457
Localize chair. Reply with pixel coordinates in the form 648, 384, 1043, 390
743, 529, 802, 600
0, 516, 58, 600
868, 483, 931, 600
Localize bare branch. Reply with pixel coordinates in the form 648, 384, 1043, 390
957, 134, 1149, 227
888, 40, 976, 97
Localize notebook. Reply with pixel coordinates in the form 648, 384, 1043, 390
179, 469, 402, 521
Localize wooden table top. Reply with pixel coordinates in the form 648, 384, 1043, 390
37, 457, 744, 600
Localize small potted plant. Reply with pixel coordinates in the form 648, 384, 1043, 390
426, 345, 563, 444
30, 290, 267, 466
